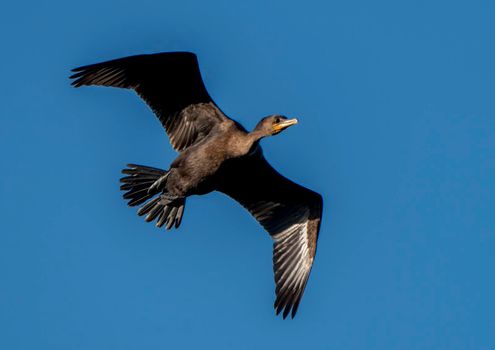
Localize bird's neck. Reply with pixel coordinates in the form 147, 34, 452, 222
248, 129, 268, 144
226, 130, 264, 158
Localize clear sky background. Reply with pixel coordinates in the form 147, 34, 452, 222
1, 0, 494, 349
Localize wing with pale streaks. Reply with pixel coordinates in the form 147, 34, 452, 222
218, 152, 323, 318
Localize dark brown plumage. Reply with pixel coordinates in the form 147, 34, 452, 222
70, 52, 323, 319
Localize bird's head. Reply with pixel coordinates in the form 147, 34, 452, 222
254, 115, 298, 137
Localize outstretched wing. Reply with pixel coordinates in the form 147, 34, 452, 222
70, 52, 230, 151
218, 151, 323, 318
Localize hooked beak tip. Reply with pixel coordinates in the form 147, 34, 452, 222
282, 118, 298, 127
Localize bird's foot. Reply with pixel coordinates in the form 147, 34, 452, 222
159, 193, 183, 205
148, 173, 170, 193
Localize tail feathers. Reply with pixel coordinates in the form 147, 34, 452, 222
120, 164, 167, 206
137, 195, 186, 230
120, 164, 185, 229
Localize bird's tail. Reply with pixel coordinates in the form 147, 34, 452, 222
120, 164, 185, 229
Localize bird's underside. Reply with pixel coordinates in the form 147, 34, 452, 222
70, 51, 323, 319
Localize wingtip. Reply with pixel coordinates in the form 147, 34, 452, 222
282, 306, 291, 319
69, 72, 84, 87
275, 302, 288, 319
69, 67, 86, 87
69, 72, 81, 79
70, 62, 96, 73
274, 296, 300, 319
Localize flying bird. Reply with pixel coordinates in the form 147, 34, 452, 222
70, 52, 323, 319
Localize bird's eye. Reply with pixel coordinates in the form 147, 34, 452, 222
274, 117, 280, 124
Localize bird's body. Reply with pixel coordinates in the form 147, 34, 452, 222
165, 106, 252, 197
71, 52, 323, 318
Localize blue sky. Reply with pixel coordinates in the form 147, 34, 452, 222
1, 0, 494, 349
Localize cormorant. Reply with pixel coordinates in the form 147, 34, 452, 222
70, 52, 323, 319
